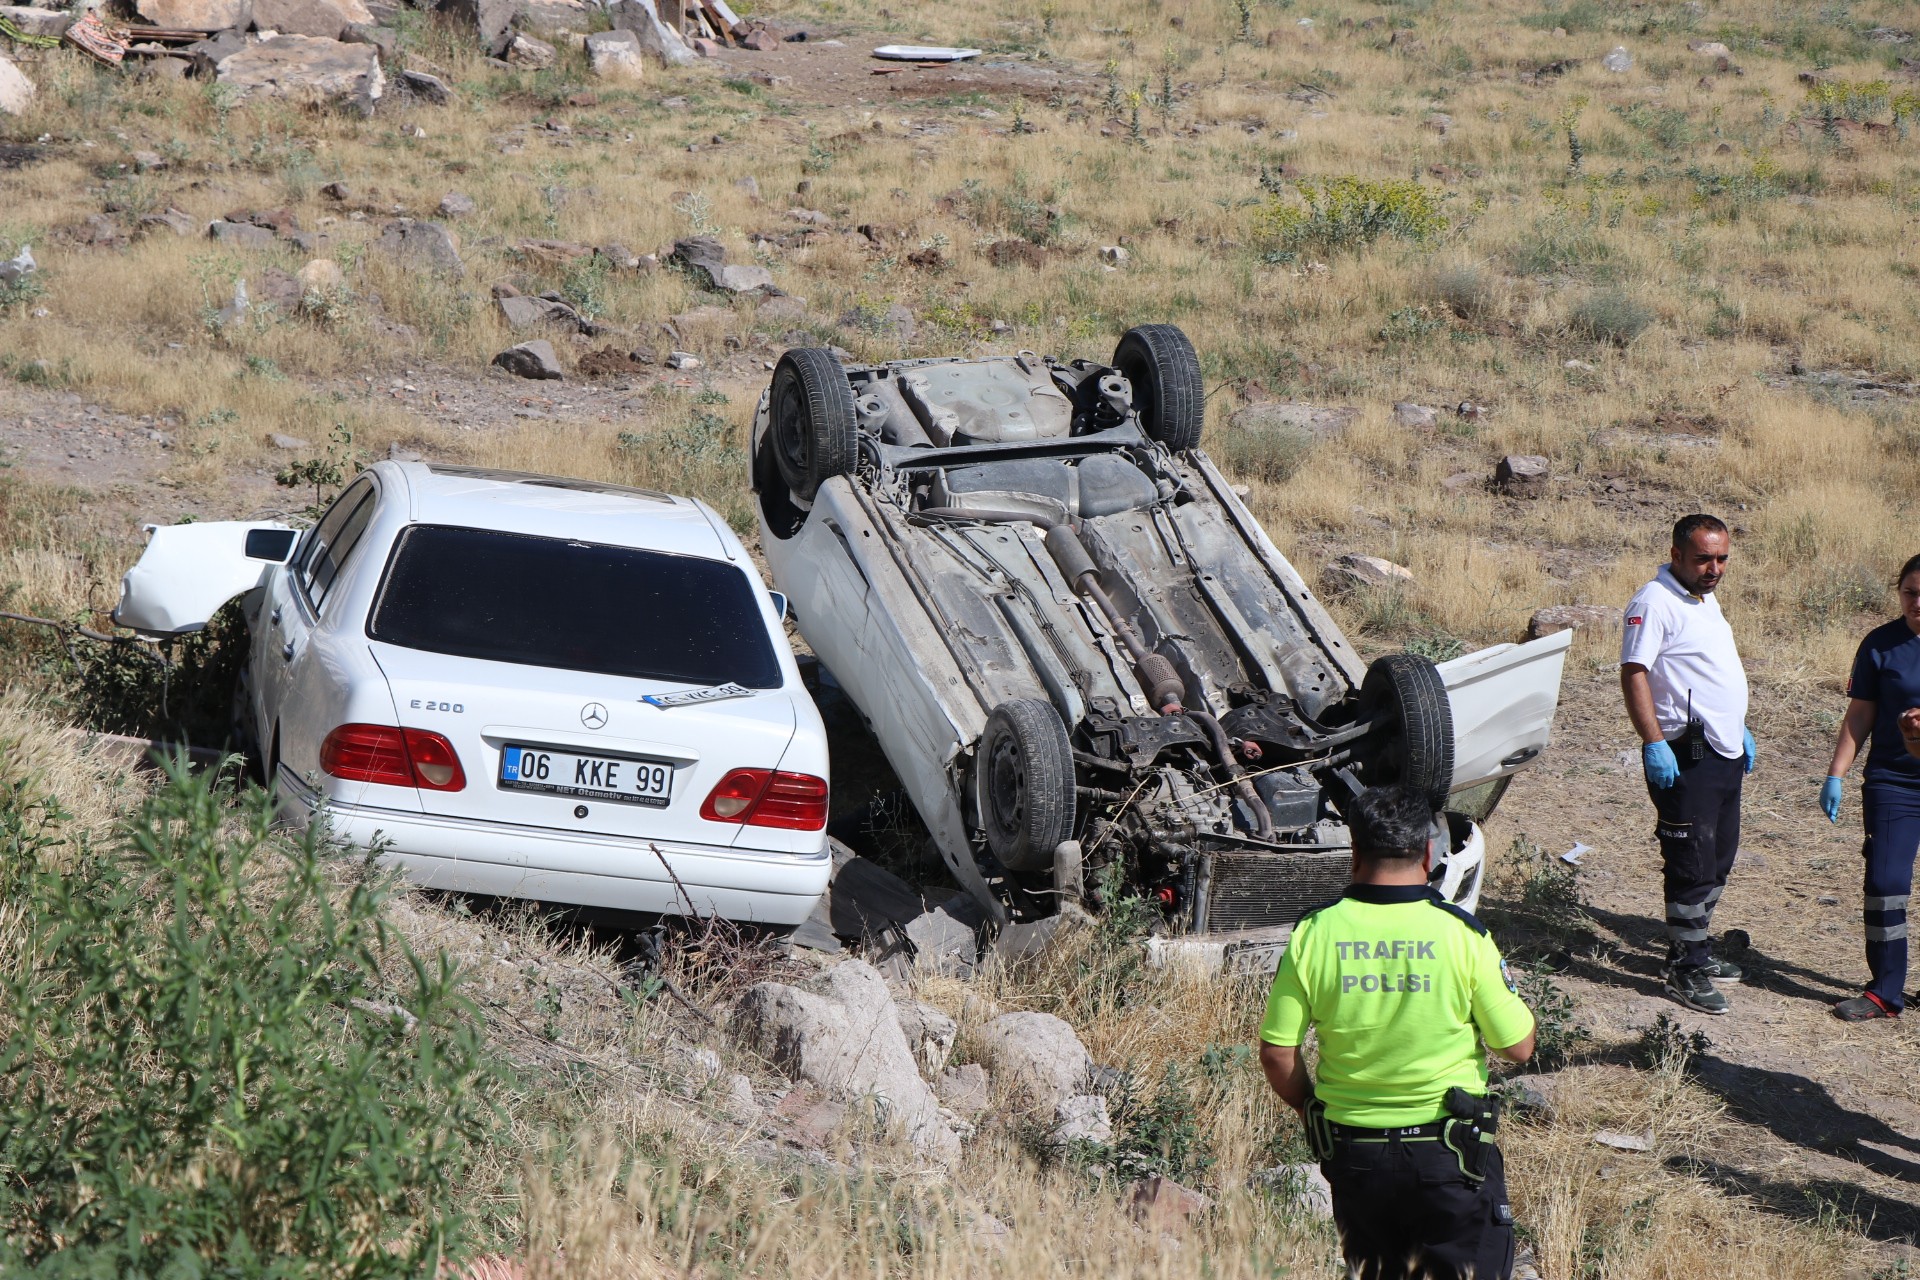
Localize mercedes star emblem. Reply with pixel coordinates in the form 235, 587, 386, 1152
580, 702, 608, 730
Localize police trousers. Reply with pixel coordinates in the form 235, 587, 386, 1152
1648, 744, 1743, 970
1862, 782, 1920, 1011
1322, 1135, 1513, 1280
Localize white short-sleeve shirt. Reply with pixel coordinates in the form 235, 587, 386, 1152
1620, 564, 1749, 758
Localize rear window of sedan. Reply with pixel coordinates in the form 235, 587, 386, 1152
368, 525, 783, 689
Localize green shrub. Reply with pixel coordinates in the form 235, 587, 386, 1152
1428, 263, 1497, 320
0, 759, 500, 1277
1567, 288, 1654, 345
1218, 421, 1316, 484
1254, 176, 1448, 260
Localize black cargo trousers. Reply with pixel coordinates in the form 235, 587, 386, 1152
1322, 1133, 1514, 1280
1648, 743, 1743, 970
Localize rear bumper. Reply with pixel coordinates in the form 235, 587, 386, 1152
309, 796, 831, 926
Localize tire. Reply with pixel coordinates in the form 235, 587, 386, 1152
977, 698, 1077, 875
1358, 653, 1455, 807
1113, 324, 1205, 452
769, 348, 858, 502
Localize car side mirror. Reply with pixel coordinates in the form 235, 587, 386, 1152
245, 528, 299, 562
769, 591, 789, 621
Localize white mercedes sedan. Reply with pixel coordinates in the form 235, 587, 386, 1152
114, 461, 831, 926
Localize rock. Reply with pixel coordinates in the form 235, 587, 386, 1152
252, 0, 372, 38
731, 960, 959, 1162
1527, 603, 1622, 639
493, 339, 564, 380
1495, 453, 1551, 498
71, 214, 126, 249
436, 191, 476, 219
1050, 1094, 1112, 1145
672, 236, 778, 297
841, 302, 916, 343
1231, 401, 1359, 438
216, 36, 385, 115
131, 150, 166, 173
500, 32, 555, 68
179, 28, 249, 76
1324, 553, 1416, 593
690, 35, 721, 55
1392, 401, 1438, 429
720, 1073, 762, 1124
497, 294, 581, 331
1128, 1174, 1213, 1230
226, 206, 300, 234
375, 218, 463, 276
135, 0, 250, 30
893, 1000, 957, 1077
665, 351, 701, 370
208, 221, 276, 250
1602, 45, 1632, 72
137, 208, 198, 239
585, 28, 645, 80
394, 68, 451, 103
339, 21, 397, 58
267, 432, 312, 450
1422, 111, 1453, 135
139, 57, 192, 81
974, 1011, 1092, 1113
741, 27, 778, 50
1503, 1074, 1557, 1119
1688, 40, 1731, 57
1593, 1129, 1651, 1152
767, 1083, 847, 1150
321, 181, 355, 202
1099, 244, 1130, 265
605, 0, 695, 65
253, 267, 304, 311
214, 277, 251, 329
903, 907, 976, 977
515, 238, 592, 267
735, 175, 761, 200
994, 903, 1093, 963
0, 7, 70, 38
0, 55, 34, 117
758, 294, 810, 324
934, 1063, 990, 1117
1867, 27, 1912, 43
435, 0, 517, 47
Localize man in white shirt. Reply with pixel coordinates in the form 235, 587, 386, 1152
1620, 514, 1756, 1016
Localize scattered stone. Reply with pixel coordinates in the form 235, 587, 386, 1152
135, 0, 250, 30
720, 1073, 762, 1124
934, 1063, 990, 1117
338, 21, 396, 58
1391, 401, 1438, 429
1503, 1074, 1556, 1119
665, 350, 701, 370
321, 181, 355, 202
214, 276, 251, 329
437, 191, 477, 219
1688, 40, 1731, 57
267, 431, 312, 450
208, 220, 276, 250
493, 339, 564, 380
137, 207, 197, 239
757, 294, 809, 324
0, 7, 70, 39
595, 243, 640, 270
139, 57, 192, 82
252, 267, 304, 312
994, 903, 1092, 963
499, 32, 555, 67
671, 236, 778, 297
1867, 27, 1911, 44
690, 35, 721, 55
1050, 1094, 1112, 1146
225, 206, 300, 235
0, 56, 35, 117
731, 960, 960, 1162
1593, 1129, 1651, 1152
1324, 554, 1416, 593
1128, 1174, 1213, 1231
735, 175, 761, 200
435, 0, 516, 49
987, 239, 1049, 269
893, 1000, 957, 1078
1601, 45, 1632, 72
216, 36, 386, 115
252, 0, 373, 39
395, 68, 451, 103
1422, 111, 1453, 135
903, 907, 976, 977
516, 238, 592, 267
1456, 400, 1486, 422
605, 0, 696, 65
180, 28, 249, 76
767, 1082, 848, 1150
1099, 244, 1130, 265
497, 294, 582, 331
1527, 603, 1622, 639
374, 218, 463, 276
131, 150, 166, 173
1495, 453, 1551, 498
585, 27, 646, 80
1564, 358, 1596, 372
974, 1011, 1092, 1113
1231, 401, 1359, 438
70, 214, 126, 249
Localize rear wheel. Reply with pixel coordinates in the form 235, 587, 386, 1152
1113, 324, 1205, 452
977, 698, 1076, 875
1358, 653, 1455, 807
769, 348, 858, 501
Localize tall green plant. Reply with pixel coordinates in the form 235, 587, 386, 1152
0, 758, 501, 1277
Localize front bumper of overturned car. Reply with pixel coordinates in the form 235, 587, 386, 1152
1146, 820, 1488, 974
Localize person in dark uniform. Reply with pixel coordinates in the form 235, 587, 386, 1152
1821, 553, 1920, 1021
1620, 513, 1756, 1016
1258, 785, 1536, 1280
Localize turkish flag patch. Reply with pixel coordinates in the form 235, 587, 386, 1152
1626, 615, 1644, 626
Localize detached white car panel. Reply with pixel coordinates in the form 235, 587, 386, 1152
113, 520, 297, 637
1438, 629, 1575, 796
113, 461, 830, 927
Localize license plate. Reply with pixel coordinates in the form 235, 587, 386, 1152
499, 744, 673, 808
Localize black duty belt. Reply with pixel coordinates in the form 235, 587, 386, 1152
1328, 1118, 1448, 1143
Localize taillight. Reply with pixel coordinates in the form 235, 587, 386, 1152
699, 768, 828, 830
320, 724, 466, 792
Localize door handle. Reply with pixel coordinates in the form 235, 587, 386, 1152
281, 641, 296, 662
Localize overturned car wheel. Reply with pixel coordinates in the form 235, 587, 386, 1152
978, 698, 1076, 875
1358, 652, 1455, 808
1113, 324, 1205, 452
770, 347, 858, 502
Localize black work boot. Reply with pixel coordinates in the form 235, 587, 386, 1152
1664, 965, 1730, 1015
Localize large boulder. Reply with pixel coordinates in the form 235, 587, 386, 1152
584, 28, 645, 80
374, 218, 463, 276
893, 999, 957, 1078
252, 0, 374, 38
135, 0, 251, 31
732, 960, 960, 1163
671, 236, 779, 297
435, 0, 517, 48
973, 1011, 1093, 1113
492, 340, 563, 380
0, 7, 70, 38
215, 36, 384, 115
605, 0, 695, 65
0, 55, 33, 117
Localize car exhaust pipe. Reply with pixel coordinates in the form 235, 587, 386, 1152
1042, 524, 1186, 712
1186, 709, 1276, 841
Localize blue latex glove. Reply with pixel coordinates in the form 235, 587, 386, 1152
1743, 727, 1757, 775
1643, 740, 1680, 790
1821, 776, 1844, 824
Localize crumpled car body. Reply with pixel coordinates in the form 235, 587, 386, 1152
751, 330, 1570, 954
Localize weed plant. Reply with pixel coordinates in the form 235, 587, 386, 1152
1254, 177, 1448, 261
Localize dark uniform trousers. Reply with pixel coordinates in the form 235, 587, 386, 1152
1648, 743, 1742, 969
1862, 782, 1920, 1011
1323, 1135, 1514, 1280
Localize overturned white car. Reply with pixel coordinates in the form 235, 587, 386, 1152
751, 326, 1569, 958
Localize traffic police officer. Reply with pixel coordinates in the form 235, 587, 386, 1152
1620, 513, 1755, 1016
1258, 784, 1536, 1280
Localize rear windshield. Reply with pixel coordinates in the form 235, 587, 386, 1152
368, 525, 783, 689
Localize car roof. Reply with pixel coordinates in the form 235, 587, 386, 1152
391, 461, 732, 561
